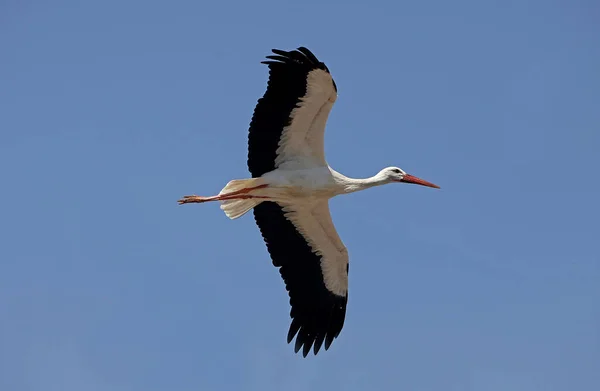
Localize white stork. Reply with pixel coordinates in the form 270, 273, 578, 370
178, 46, 440, 357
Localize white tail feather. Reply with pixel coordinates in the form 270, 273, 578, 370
220, 198, 261, 219
218, 178, 266, 220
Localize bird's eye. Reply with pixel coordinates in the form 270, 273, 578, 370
392, 169, 401, 174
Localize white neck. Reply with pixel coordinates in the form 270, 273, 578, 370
332, 170, 389, 195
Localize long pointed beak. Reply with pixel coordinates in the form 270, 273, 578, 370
399, 174, 440, 189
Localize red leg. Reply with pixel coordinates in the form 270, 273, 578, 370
177, 184, 269, 205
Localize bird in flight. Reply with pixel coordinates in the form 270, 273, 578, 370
178, 46, 440, 357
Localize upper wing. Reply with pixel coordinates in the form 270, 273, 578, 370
247, 47, 338, 178
253, 200, 349, 357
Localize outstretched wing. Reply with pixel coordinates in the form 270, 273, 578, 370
247, 47, 338, 177
253, 200, 349, 357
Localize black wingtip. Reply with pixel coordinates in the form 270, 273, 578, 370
296, 46, 320, 64
261, 46, 327, 72
302, 339, 314, 358
324, 333, 335, 351
313, 333, 326, 355
287, 318, 301, 344
271, 48, 290, 56
294, 334, 303, 354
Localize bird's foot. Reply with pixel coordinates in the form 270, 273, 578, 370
177, 195, 213, 205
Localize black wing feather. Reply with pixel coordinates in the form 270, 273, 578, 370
253, 202, 348, 357
247, 47, 336, 178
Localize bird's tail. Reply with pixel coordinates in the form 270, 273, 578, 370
218, 178, 266, 220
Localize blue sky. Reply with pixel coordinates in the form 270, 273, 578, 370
1, 0, 599, 389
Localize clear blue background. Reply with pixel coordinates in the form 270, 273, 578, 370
1, 0, 599, 390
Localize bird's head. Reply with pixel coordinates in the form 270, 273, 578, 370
380, 166, 440, 189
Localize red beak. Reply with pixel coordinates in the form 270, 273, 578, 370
398, 174, 440, 189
